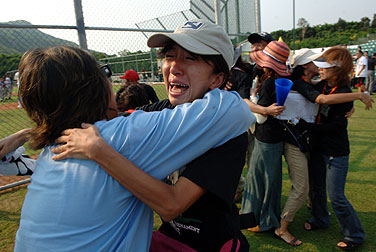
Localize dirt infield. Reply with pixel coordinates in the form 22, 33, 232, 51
0, 176, 29, 187
0, 102, 19, 111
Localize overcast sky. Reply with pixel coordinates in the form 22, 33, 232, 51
1, 0, 374, 32
0, 0, 374, 54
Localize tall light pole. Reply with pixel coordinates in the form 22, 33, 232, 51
292, 0, 295, 52
214, 0, 222, 26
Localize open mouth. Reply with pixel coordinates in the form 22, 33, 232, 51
169, 83, 189, 94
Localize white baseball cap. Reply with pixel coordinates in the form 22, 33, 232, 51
147, 19, 234, 70
289, 48, 323, 69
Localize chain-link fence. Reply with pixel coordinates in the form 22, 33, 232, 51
0, 0, 257, 157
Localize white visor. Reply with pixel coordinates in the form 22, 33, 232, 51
313, 59, 342, 68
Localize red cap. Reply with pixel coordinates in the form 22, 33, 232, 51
120, 70, 139, 81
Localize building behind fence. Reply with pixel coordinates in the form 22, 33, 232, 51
0, 0, 258, 156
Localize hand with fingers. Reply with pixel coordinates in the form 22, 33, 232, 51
360, 93, 374, 110
224, 81, 233, 91
265, 103, 285, 117
345, 107, 355, 119
52, 123, 105, 161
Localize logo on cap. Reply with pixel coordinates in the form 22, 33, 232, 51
181, 21, 204, 30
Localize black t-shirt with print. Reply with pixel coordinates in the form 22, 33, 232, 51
159, 133, 248, 252
136, 100, 250, 251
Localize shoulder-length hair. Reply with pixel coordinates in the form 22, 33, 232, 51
19, 46, 111, 149
322, 46, 353, 86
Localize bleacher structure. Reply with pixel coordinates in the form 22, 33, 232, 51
348, 40, 376, 55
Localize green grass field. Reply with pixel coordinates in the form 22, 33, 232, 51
1, 88, 375, 251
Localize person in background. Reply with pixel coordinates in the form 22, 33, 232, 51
226, 33, 282, 201
4, 74, 12, 99
248, 32, 274, 53
365, 51, 375, 95
227, 45, 285, 202
118, 69, 159, 104
300, 47, 366, 251
115, 83, 149, 116
13, 71, 22, 108
354, 50, 368, 93
247, 32, 275, 87
0, 77, 5, 102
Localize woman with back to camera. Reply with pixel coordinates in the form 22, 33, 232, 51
12, 44, 254, 251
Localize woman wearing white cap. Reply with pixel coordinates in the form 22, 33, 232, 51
274, 48, 373, 246
49, 20, 257, 251
296, 47, 366, 251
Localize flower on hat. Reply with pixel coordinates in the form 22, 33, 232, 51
250, 41, 290, 76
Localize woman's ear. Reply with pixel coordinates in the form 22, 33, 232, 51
209, 72, 225, 90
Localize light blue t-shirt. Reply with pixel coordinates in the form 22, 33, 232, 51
15, 89, 255, 252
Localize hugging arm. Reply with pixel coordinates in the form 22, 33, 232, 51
243, 98, 285, 117
0, 128, 30, 159
52, 90, 254, 220
53, 126, 204, 221
315, 92, 373, 110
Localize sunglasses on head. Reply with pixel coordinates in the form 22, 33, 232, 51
100, 64, 112, 78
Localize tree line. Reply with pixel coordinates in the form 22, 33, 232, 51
271, 14, 376, 50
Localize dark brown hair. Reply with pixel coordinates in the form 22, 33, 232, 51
159, 41, 230, 88
19, 46, 111, 149
322, 46, 353, 86
258, 68, 280, 94
116, 83, 149, 111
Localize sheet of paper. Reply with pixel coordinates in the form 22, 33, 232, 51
277, 91, 318, 123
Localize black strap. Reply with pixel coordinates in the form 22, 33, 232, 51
279, 120, 305, 152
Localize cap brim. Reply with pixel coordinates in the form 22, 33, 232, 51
251, 50, 289, 76
147, 33, 219, 56
119, 76, 126, 79
313, 60, 335, 68
307, 52, 323, 62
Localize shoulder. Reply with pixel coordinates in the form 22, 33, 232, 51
137, 99, 173, 111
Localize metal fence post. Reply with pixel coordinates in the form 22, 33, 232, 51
214, 0, 222, 26
73, 0, 88, 50
255, 0, 261, 33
